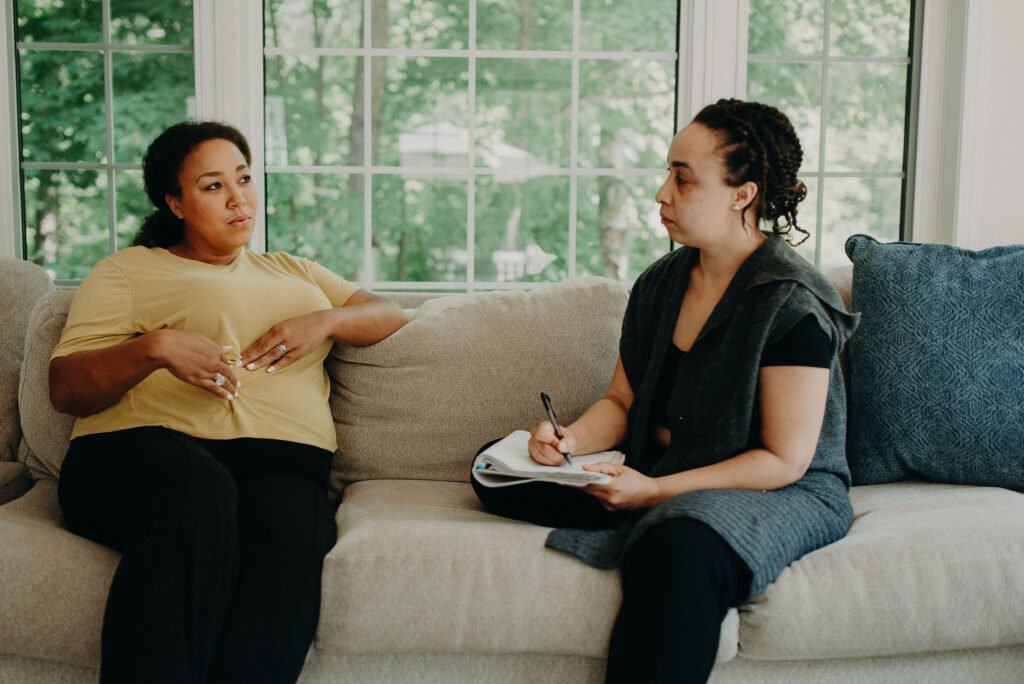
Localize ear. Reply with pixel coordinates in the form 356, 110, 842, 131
164, 194, 184, 220
732, 181, 758, 211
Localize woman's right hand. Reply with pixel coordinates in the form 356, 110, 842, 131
528, 420, 578, 466
148, 329, 240, 400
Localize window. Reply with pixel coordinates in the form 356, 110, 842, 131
263, 0, 678, 291
746, 0, 915, 268
13, 0, 194, 280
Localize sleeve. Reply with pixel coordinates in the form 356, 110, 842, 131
307, 261, 360, 308
51, 259, 136, 359
761, 314, 832, 368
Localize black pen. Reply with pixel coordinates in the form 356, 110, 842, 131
540, 392, 573, 465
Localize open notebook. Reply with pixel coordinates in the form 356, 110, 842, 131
472, 430, 626, 488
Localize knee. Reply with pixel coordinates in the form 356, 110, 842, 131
622, 519, 739, 594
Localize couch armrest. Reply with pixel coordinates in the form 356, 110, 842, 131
0, 461, 33, 506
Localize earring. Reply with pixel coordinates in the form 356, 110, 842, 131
731, 204, 741, 211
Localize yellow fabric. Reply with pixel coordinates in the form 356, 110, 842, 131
52, 247, 359, 451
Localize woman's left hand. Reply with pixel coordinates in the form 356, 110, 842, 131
582, 463, 663, 511
240, 310, 335, 373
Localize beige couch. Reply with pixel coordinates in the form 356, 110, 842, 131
1, 257, 1022, 683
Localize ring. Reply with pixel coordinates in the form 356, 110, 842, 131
213, 373, 227, 387
275, 344, 287, 356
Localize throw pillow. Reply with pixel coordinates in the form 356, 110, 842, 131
845, 234, 1024, 488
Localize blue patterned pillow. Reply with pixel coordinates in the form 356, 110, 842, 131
845, 234, 1024, 488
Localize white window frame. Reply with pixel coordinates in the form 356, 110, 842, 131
0, 0, 969, 263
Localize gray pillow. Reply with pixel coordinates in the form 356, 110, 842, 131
326, 276, 629, 499
845, 234, 1024, 488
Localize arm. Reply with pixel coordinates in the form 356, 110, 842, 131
583, 364, 830, 510
50, 329, 240, 417
241, 290, 410, 371
528, 355, 634, 465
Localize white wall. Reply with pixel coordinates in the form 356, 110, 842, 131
954, 0, 1024, 249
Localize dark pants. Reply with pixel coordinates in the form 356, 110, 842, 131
472, 456, 752, 684
58, 427, 336, 684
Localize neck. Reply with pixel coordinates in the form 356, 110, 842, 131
696, 228, 767, 285
168, 241, 243, 266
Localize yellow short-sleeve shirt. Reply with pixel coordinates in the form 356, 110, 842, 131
52, 246, 360, 451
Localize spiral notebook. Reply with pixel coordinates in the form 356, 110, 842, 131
472, 430, 626, 488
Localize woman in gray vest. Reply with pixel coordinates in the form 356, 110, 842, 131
472, 99, 858, 683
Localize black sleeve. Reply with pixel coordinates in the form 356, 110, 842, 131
761, 314, 831, 368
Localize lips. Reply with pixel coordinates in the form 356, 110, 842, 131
230, 215, 251, 225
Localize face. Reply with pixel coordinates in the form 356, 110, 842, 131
654, 123, 750, 247
165, 138, 256, 258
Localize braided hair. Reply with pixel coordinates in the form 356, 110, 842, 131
132, 121, 252, 248
693, 99, 809, 244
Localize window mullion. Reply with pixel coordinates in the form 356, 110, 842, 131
1, 0, 21, 259
194, 0, 266, 252
677, 0, 748, 129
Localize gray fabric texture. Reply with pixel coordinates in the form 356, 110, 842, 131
18, 290, 76, 480
0, 461, 33, 506
845, 234, 1024, 488
326, 277, 628, 498
547, 236, 859, 599
0, 259, 54, 462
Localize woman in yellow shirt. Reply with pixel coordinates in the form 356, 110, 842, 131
50, 121, 409, 684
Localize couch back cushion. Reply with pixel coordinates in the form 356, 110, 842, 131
845, 234, 1024, 488
19, 290, 76, 480
0, 259, 54, 462
326, 276, 629, 497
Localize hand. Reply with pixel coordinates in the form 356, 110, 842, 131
149, 329, 239, 400
528, 420, 577, 466
582, 463, 661, 511
240, 310, 334, 374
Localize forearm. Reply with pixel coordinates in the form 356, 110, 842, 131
567, 397, 630, 455
654, 448, 808, 502
49, 335, 162, 417
322, 299, 410, 346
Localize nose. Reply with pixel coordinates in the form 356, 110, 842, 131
227, 184, 247, 208
655, 176, 671, 205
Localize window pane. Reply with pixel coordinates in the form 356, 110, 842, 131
831, 0, 911, 58
475, 175, 567, 283
821, 177, 901, 270
746, 61, 822, 171
264, 0, 362, 49
748, 0, 825, 56
24, 169, 109, 280
576, 174, 665, 281
477, 0, 571, 51
580, 0, 674, 53
113, 52, 195, 164
16, 0, 102, 43
110, 0, 193, 45
115, 169, 148, 250
373, 175, 467, 282
265, 55, 358, 166
578, 59, 674, 170
376, 57, 469, 167
19, 50, 106, 163
826, 62, 907, 173
791, 175, 819, 263
374, 0, 468, 49
267, 174, 365, 280
476, 58, 571, 170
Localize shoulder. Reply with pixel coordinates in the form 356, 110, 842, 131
248, 250, 318, 277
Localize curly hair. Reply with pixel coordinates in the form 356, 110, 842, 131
693, 99, 809, 244
132, 121, 252, 248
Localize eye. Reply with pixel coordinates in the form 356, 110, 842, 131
675, 174, 688, 186
203, 181, 222, 191
239, 175, 252, 184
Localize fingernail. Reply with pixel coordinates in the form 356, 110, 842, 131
267, 366, 275, 373
222, 345, 234, 351
227, 393, 234, 401
236, 359, 244, 367
236, 381, 242, 388
246, 363, 256, 370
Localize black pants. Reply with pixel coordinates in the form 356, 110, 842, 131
58, 427, 336, 684
472, 465, 752, 684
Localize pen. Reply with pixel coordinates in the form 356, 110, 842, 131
540, 392, 573, 465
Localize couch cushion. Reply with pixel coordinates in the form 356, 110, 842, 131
326, 277, 629, 496
844, 235, 1024, 488
0, 259, 54, 462
18, 290, 76, 480
319, 479, 739, 663
739, 481, 1024, 660
0, 480, 117, 668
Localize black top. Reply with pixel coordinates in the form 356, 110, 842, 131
653, 314, 830, 426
